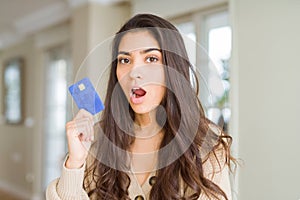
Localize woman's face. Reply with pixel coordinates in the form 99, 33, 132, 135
116, 31, 166, 114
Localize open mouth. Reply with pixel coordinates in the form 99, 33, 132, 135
131, 87, 147, 98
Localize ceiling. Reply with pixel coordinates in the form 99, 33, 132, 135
0, 0, 125, 49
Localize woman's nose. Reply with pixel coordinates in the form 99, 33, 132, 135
129, 69, 142, 79
129, 60, 143, 79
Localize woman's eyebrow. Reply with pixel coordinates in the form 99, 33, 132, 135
118, 51, 131, 56
141, 48, 162, 54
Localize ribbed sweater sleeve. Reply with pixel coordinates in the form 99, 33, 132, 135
46, 159, 89, 200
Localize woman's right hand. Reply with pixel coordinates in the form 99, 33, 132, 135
65, 109, 94, 169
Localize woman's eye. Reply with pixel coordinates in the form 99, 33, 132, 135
118, 58, 130, 64
146, 56, 158, 63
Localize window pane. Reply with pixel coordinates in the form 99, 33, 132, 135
4, 60, 22, 123
43, 47, 70, 189
172, 11, 232, 132
205, 12, 231, 131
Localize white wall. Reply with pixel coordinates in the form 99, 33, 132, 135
231, 0, 300, 199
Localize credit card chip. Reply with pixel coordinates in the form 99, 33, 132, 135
78, 83, 85, 91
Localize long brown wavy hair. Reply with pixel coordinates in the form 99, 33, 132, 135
84, 13, 234, 199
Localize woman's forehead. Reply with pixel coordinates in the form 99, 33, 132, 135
118, 31, 160, 53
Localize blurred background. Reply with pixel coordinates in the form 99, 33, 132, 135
0, 0, 299, 199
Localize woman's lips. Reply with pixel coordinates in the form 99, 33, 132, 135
130, 87, 147, 104
132, 88, 146, 97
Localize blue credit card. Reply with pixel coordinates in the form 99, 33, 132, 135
68, 77, 104, 115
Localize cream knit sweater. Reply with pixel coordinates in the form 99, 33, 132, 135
46, 151, 232, 200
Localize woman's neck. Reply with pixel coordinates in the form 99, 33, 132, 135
131, 110, 164, 153
129, 110, 165, 175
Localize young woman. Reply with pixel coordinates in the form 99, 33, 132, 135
47, 13, 234, 200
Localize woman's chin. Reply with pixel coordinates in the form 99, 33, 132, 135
130, 104, 159, 115
131, 106, 151, 115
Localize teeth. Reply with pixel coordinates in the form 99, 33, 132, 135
131, 87, 139, 94
130, 90, 137, 97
